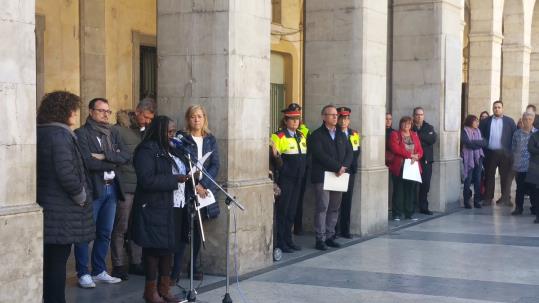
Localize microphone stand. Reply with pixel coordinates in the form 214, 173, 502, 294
177, 144, 245, 303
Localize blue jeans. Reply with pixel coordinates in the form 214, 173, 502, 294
463, 161, 482, 204
75, 183, 117, 277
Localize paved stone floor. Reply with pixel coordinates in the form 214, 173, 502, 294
67, 205, 539, 303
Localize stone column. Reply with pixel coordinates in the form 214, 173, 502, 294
467, 0, 503, 115
157, 1, 273, 274
0, 1, 43, 301
502, 43, 531, 119
303, 0, 389, 236
529, 50, 539, 104
392, 0, 464, 212
79, 0, 106, 116
468, 33, 503, 115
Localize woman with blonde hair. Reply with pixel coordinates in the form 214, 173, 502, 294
170, 104, 220, 283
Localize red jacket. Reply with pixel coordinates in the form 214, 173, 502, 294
388, 130, 424, 177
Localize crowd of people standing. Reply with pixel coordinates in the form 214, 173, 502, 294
36, 90, 539, 303
37, 91, 220, 303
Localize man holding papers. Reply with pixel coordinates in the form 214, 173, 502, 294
309, 105, 353, 251
388, 116, 424, 221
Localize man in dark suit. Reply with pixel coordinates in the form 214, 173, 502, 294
479, 100, 517, 206
412, 107, 437, 215
309, 105, 353, 251
74, 98, 130, 288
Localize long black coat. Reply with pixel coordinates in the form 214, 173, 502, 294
131, 140, 187, 250
412, 121, 437, 162
525, 131, 539, 186
309, 124, 353, 184
75, 121, 130, 201
37, 123, 95, 245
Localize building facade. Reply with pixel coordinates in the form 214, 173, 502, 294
1, 0, 538, 301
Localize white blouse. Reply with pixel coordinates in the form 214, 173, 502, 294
170, 153, 187, 208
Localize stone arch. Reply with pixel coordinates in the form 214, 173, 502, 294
529, 1, 539, 106
501, 0, 535, 119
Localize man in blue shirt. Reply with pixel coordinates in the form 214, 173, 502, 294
479, 100, 517, 206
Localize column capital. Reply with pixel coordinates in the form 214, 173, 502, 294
469, 32, 504, 44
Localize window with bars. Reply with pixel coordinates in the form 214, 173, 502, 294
140, 45, 157, 99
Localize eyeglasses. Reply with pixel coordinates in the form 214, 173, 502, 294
92, 108, 112, 115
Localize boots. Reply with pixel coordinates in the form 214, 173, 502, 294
158, 276, 182, 302
143, 281, 166, 303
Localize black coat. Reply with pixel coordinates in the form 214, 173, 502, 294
309, 124, 353, 184
479, 115, 517, 153
75, 121, 130, 201
412, 121, 437, 162
131, 140, 188, 250
525, 131, 539, 186
37, 123, 95, 245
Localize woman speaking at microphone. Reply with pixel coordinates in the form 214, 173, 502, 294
171, 104, 220, 283
132, 115, 188, 303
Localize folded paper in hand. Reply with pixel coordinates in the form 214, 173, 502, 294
402, 159, 422, 183
196, 189, 216, 209
323, 171, 350, 192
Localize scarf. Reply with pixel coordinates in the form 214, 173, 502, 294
86, 116, 113, 152
462, 126, 484, 176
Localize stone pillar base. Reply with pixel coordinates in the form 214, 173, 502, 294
0, 207, 43, 302
352, 168, 389, 236
200, 181, 274, 275
429, 159, 461, 212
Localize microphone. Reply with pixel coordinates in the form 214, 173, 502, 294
170, 133, 194, 149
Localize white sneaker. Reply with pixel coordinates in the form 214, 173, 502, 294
92, 271, 122, 284
78, 274, 96, 288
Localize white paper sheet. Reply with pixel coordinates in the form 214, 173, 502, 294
195, 189, 217, 209
323, 172, 350, 192
402, 159, 422, 183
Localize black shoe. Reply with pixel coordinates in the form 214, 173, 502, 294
530, 207, 536, 215
315, 240, 328, 251
511, 209, 523, 215
129, 263, 145, 276
325, 238, 341, 248
279, 244, 294, 253
474, 203, 482, 209
464, 203, 472, 209
111, 266, 129, 281
286, 241, 302, 251
420, 209, 433, 215
534, 218, 539, 224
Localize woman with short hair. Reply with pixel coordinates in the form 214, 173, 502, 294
37, 91, 95, 303
388, 116, 423, 221
461, 115, 486, 209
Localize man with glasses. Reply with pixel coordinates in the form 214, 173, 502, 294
309, 105, 353, 250
74, 98, 130, 288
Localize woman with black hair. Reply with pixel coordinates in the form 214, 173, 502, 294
36, 91, 94, 303
131, 116, 189, 303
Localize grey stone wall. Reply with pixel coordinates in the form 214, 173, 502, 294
0, 1, 42, 301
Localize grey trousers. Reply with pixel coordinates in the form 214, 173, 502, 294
111, 193, 142, 267
314, 183, 343, 241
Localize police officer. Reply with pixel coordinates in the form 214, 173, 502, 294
336, 107, 360, 238
294, 120, 310, 235
271, 103, 307, 253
